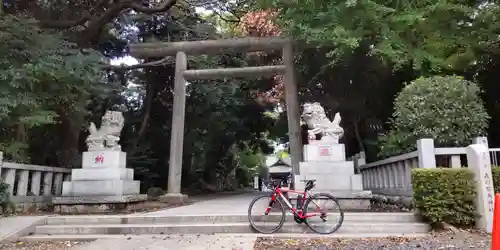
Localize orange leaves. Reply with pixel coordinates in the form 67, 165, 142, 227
240, 10, 284, 104
239, 10, 281, 37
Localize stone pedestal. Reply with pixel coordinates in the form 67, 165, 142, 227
53, 150, 146, 214
295, 141, 371, 210
303, 142, 346, 162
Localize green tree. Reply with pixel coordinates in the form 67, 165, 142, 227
0, 15, 107, 162
379, 76, 489, 157
261, 0, 500, 71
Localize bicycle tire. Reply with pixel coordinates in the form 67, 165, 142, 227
248, 194, 286, 234
303, 193, 344, 234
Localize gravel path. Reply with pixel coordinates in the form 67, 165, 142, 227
254, 230, 491, 250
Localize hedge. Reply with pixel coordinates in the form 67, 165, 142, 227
412, 168, 477, 226
0, 178, 12, 214
493, 167, 500, 191
412, 166, 500, 227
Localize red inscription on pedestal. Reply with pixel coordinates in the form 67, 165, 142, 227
95, 155, 104, 164
319, 147, 331, 156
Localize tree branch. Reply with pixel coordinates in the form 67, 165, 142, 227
39, 0, 178, 43
102, 57, 175, 71
212, 11, 240, 23
38, 0, 109, 28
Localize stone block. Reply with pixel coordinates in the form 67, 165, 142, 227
62, 180, 140, 196
303, 143, 345, 162
71, 168, 133, 181
52, 195, 147, 214
467, 144, 495, 233
299, 161, 354, 175
294, 174, 353, 191
82, 151, 126, 169
350, 174, 363, 191
159, 193, 188, 204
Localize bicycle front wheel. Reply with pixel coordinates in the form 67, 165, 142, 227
303, 193, 344, 234
248, 194, 286, 234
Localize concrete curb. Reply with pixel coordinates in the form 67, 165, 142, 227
0, 216, 47, 243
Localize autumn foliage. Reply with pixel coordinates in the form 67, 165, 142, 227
239, 10, 284, 104
240, 10, 281, 37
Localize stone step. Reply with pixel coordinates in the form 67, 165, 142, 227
20, 232, 431, 242
34, 222, 430, 235
45, 212, 420, 225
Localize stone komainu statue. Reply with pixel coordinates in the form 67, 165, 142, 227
301, 102, 344, 144
85, 111, 125, 151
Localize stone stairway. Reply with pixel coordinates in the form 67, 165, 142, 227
20, 212, 430, 241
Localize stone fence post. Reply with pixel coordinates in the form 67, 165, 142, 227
0, 151, 3, 175
357, 151, 366, 166
417, 138, 436, 168
473, 136, 489, 147
467, 144, 494, 233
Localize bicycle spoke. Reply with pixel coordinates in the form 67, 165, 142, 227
248, 194, 286, 234
304, 193, 344, 234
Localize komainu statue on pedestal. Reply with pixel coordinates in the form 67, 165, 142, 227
85, 111, 125, 151
301, 102, 344, 144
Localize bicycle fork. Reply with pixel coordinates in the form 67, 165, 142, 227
264, 193, 277, 215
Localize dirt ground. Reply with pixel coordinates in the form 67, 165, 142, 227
0, 241, 92, 250
254, 230, 491, 250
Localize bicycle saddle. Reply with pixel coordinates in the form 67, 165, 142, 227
301, 179, 316, 183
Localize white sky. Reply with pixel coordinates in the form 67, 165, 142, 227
110, 7, 211, 66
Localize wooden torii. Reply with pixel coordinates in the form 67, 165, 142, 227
129, 37, 303, 201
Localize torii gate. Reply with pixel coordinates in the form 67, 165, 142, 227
129, 37, 303, 201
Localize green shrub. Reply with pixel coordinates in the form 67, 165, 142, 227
379, 76, 489, 157
0, 179, 14, 214
492, 167, 500, 192
412, 168, 477, 227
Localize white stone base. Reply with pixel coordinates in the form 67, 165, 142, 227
295, 160, 362, 193
71, 168, 133, 181
303, 143, 345, 162
350, 174, 363, 191
299, 161, 355, 175
53, 194, 147, 205
295, 175, 359, 191
52, 194, 148, 214
82, 151, 126, 168
62, 180, 140, 196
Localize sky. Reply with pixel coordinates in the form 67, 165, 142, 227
110, 7, 211, 67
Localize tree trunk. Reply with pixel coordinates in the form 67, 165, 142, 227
129, 82, 154, 150
353, 117, 366, 153
57, 108, 85, 168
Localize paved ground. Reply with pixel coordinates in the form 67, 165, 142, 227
72, 235, 257, 250
0, 216, 46, 242
146, 192, 258, 216
0, 192, 441, 250
1, 192, 260, 249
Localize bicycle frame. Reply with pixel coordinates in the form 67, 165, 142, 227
265, 185, 321, 219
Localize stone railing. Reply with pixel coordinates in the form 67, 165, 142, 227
0, 153, 71, 211
352, 137, 498, 197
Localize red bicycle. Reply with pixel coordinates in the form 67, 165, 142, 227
248, 179, 344, 234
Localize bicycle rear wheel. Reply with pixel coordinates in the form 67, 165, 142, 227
303, 193, 344, 234
248, 194, 286, 234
